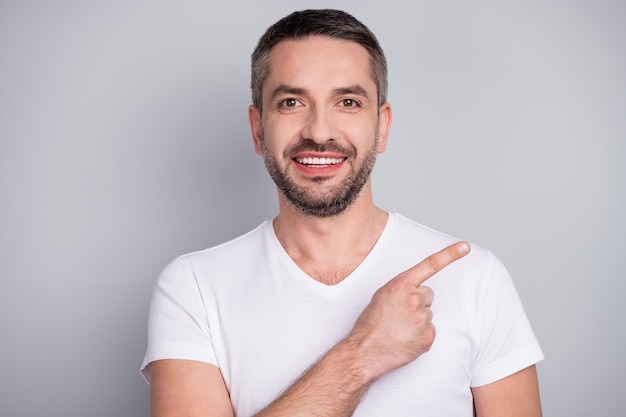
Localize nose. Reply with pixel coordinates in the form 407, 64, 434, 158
300, 106, 337, 144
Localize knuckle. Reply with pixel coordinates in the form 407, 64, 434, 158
414, 309, 427, 323
416, 286, 433, 303
423, 255, 441, 273
426, 324, 436, 342
388, 274, 412, 293
415, 307, 432, 324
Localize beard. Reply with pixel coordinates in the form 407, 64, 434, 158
260, 134, 378, 218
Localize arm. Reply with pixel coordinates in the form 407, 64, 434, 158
472, 365, 542, 417
150, 359, 234, 417
254, 337, 374, 417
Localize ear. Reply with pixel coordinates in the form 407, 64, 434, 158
248, 105, 263, 155
376, 102, 392, 153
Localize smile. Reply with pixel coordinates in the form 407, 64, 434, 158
295, 157, 346, 166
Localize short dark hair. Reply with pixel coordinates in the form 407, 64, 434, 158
251, 9, 388, 110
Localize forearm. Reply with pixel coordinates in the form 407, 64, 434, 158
254, 337, 374, 417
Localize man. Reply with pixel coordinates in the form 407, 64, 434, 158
141, 9, 544, 417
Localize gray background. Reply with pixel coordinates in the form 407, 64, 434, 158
1, 0, 624, 416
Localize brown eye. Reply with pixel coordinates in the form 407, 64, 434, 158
341, 99, 358, 107
283, 98, 299, 107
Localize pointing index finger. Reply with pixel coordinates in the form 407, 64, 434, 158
409, 241, 471, 287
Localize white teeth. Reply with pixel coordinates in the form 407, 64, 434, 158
296, 157, 344, 165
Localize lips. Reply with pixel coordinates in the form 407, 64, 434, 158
287, 139, 355, 164
295, 156, 346, 166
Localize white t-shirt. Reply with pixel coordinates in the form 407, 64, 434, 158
141, 213, 544, 416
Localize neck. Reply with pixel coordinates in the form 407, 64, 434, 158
273, 185, 388, 285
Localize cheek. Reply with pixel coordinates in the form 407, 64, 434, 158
262, 118, 301, 148
345, 120, 379, 146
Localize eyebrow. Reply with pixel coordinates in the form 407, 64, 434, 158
269, 85, 306, 102
268, 84, 370, 102
332, 85, 370, 99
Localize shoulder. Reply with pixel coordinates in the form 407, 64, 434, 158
388, 213, 493, 266
179, 221, 270, 266
156, 221, 272, 286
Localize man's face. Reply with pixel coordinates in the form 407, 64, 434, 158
249, 36, 391, 217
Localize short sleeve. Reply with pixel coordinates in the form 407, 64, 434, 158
470, 251, 544, 387
140, 257, 217, 383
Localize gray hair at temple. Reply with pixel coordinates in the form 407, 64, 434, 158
250, 9, 388, 111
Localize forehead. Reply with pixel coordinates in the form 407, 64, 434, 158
264, 36, 375, 96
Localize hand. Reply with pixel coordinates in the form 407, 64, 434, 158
347, 241, 471, 380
